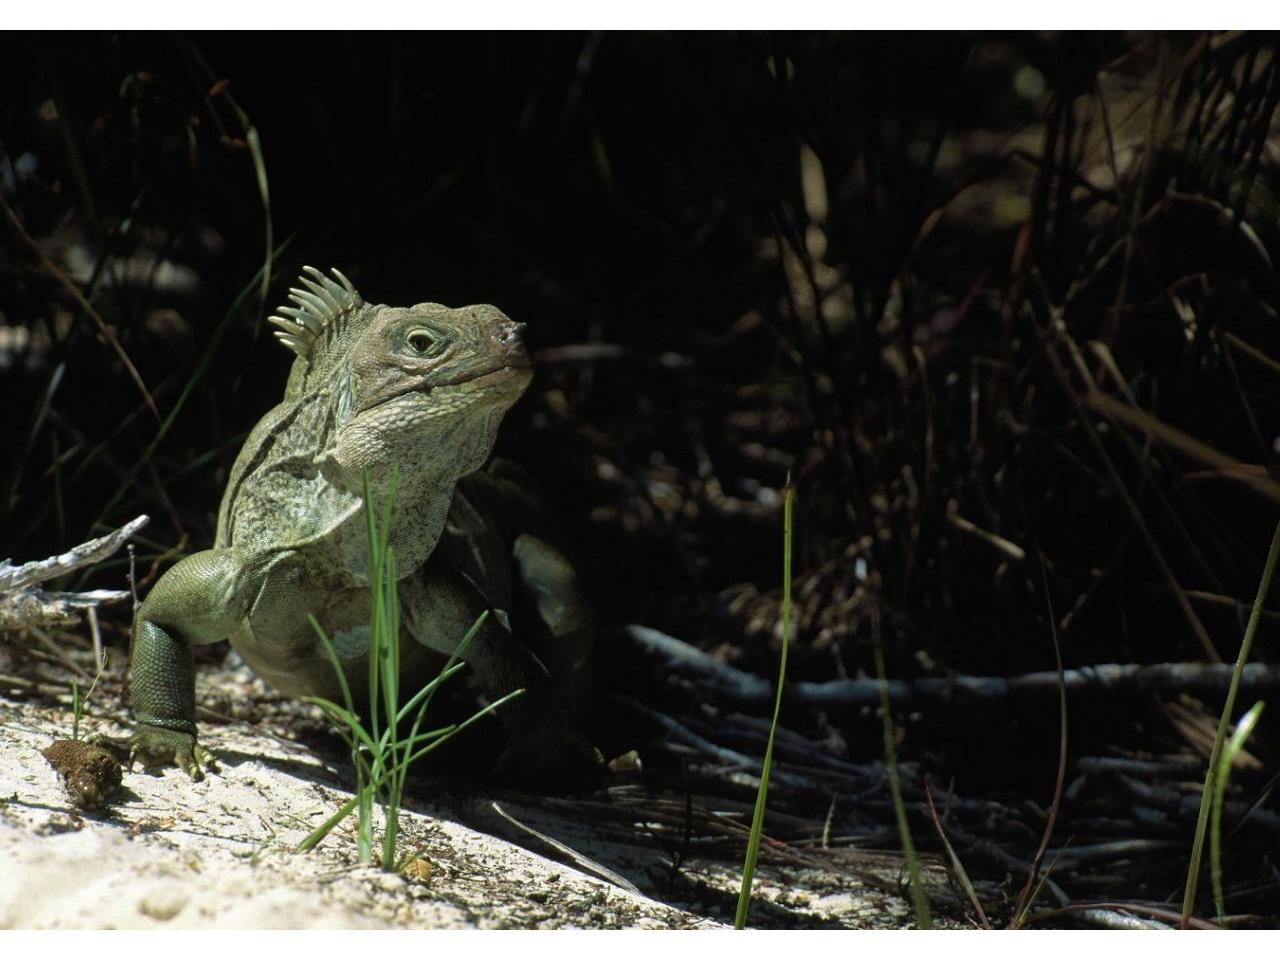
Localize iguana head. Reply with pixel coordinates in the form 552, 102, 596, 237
269, 267, 531, 491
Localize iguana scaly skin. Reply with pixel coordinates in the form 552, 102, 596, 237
125, 267, 595, 782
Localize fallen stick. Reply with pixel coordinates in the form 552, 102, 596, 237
1117, 775, 1280, 834
626, 625, 1280, 709
0, 516, 149, 634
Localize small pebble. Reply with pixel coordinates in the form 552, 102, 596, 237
138, 885, 190, 922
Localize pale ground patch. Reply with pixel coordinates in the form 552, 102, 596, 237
0, 665, 937, 930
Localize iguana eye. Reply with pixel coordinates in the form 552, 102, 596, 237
406, 329, 436, 354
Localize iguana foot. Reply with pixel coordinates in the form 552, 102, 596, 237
494, 724, 604, 791
91, 725, 215, 781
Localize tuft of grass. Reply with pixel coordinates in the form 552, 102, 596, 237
734, 481, 793, 929
1181, 516, 1280, 925
299, 468, 522, 869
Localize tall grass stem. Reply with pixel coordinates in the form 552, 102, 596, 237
874, 626, 933, 929
1210, 701, 1265, 921
734, 483, 793, 929
1181, 516, 1280, 924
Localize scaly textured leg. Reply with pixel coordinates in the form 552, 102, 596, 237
120, 548, 250, 779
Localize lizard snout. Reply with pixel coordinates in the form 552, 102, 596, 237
494, 320, 531, 367
495, 320, 527, 346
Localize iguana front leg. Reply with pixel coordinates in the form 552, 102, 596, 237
511, 533, 594, 715
116, 549, 250, 779
402, 561, 547, 718
402, 560, 599, 785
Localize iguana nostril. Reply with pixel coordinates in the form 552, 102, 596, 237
496, 321, 527, 347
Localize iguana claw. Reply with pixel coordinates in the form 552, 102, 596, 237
93, 726, 215, 781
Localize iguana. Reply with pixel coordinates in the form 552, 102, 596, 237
122, 266, 595, 782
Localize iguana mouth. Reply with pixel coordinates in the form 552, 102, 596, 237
359, 361, 531, 415
448, 362, 533, 392
423, 359, 532, 396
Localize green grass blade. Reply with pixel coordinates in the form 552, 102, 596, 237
306, 614, 358, 718
1182, 516, 1280, 924
298, 793, 360, 853
388, 612, 487, 729
244, 126, 274, 313
874, 634, 933, 929
734, 483, 793, 929
392, 662, 468, 726
92, 246, 293, 532
361, 470, 383, 742
401, 690, 525, 768
5, 361, 64, 513
302, 696, 378, 755
71, 679, 82, 741
1211, 700, 1265, 922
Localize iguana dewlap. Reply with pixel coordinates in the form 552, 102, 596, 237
125, 267, 594, 781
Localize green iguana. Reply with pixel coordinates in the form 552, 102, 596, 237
123, 266, 595, 783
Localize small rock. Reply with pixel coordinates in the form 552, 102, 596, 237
607, 750, 642, 776
138, 884, 190, 921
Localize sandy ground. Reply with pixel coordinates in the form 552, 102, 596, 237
0, 661, 932, 930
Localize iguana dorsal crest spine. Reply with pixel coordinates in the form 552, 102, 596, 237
267, 266, 364, 361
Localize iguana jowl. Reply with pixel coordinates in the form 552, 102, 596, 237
127, 267, 594, 780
